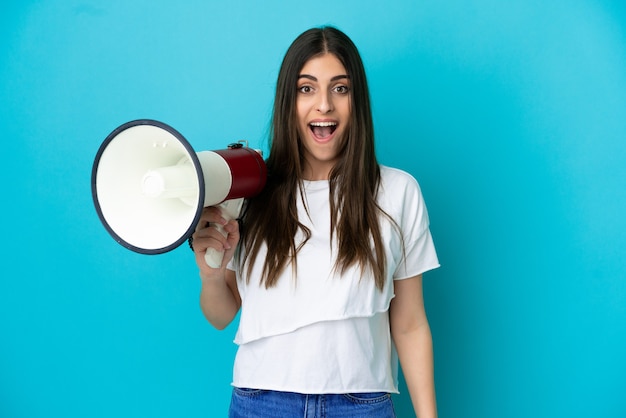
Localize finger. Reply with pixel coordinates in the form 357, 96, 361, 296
192, 220, 239, 266
193, 225, 229, 246
196, 206, 228, 232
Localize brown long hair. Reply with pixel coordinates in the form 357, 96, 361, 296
241, 26, 389, 290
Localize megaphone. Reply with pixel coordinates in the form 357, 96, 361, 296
91, 119, 267, 268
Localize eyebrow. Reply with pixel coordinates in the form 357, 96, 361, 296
298, 74, 350, 82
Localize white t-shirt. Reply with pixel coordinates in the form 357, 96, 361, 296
228, 166, 439, 394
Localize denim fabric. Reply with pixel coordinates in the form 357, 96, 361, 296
228, 388, 396, 418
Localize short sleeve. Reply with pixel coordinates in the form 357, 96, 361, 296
379, 167, 440, 280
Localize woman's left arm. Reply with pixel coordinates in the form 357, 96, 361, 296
389, 274, 437, 418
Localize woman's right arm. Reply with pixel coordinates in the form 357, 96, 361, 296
192, 206, 242, 330
199, 269, 241, 330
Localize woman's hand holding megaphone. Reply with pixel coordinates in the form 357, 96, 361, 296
191, 203, 241, 274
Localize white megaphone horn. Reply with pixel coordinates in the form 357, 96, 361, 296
91, 119, 267, 268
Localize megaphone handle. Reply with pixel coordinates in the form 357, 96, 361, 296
204, 198, 244, 268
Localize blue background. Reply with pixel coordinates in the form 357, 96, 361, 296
1, 1, 625, 417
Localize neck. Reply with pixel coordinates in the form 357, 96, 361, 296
302, 162, 334, 181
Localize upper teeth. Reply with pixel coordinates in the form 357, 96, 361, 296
310, 121, 337, 127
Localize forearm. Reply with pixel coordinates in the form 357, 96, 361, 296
199, 270, 240, 330
393, 323, 437, 418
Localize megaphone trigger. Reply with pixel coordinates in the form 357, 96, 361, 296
204, 198, 244, 268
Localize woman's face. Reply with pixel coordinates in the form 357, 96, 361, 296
296, 53, 351, 180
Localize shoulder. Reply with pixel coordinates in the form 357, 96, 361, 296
379, 165, 423, 195
377, 165, 429, 224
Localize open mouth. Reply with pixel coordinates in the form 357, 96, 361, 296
309, 121, 337, 140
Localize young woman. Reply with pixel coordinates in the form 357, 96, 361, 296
191, 26, 440, 418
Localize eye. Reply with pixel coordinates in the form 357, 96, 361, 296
333, 85, 350, 94
298, 85, 313, 94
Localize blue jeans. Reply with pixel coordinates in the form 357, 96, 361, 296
228, 388, 396, 418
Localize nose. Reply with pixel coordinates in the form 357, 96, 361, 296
317, 91, 334, 114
